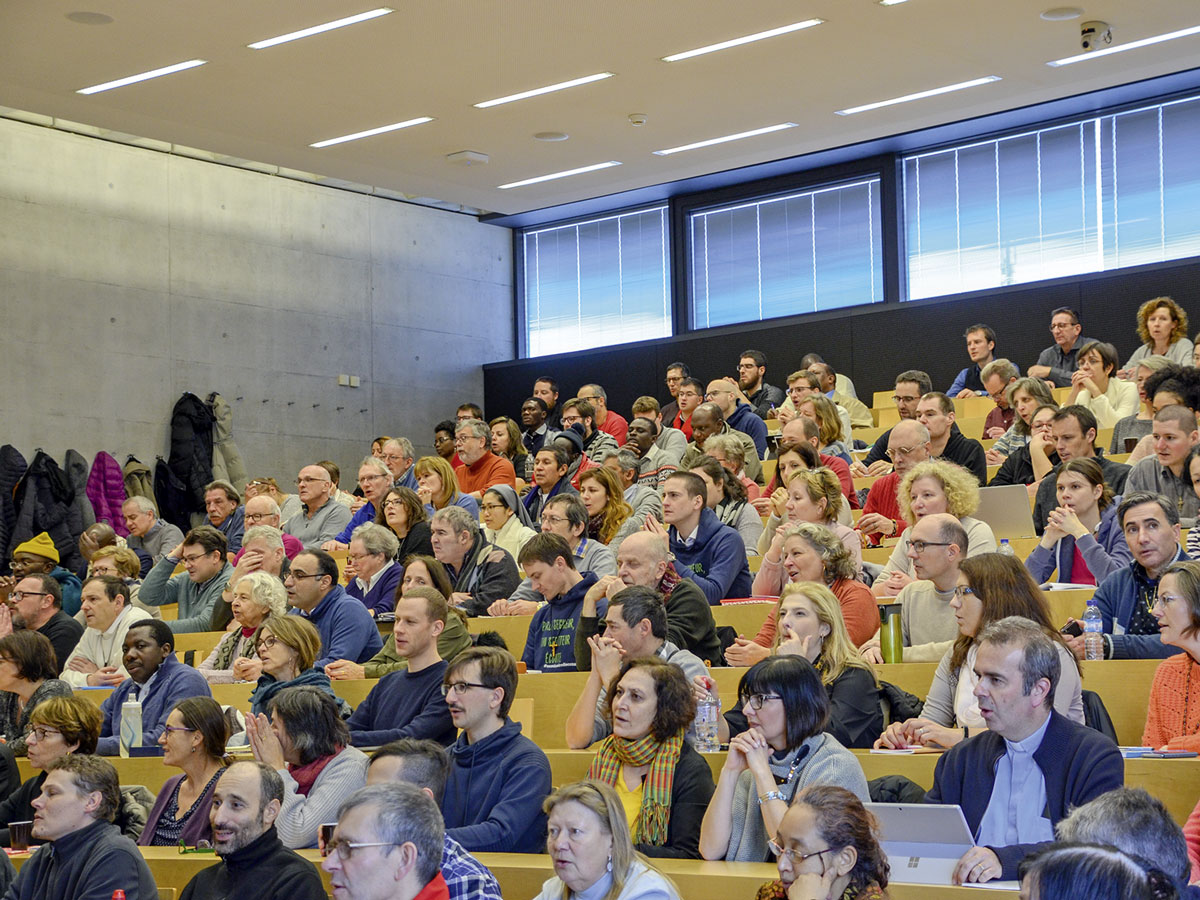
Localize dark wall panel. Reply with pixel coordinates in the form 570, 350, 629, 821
483, 258, 1200, 422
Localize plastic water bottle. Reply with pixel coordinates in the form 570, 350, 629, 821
694, 692, 720, 753
998, 539, 1015, 557
1083, 600, 1104, 661
119, 697, 142, 758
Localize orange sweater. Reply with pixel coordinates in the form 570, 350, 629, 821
454, 452, 516, 496
1142, 651, 1200, 750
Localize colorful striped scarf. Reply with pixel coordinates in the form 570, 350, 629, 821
587, 731, 684, 846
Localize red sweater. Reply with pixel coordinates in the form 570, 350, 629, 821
1142, 651, 1200, 751
455, 452, 516, 495
752, 577, 881, 648
861, 471, 908, 545
597, 410, 629, 445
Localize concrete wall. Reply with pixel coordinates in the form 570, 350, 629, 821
0, 116, 514, 490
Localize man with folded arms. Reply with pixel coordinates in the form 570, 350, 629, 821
60, 575, 153, 687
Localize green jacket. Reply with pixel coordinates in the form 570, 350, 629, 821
362, 610, 473, 678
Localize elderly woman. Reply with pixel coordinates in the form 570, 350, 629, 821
757, 468, 860, 573
985, 376, 1057, 463
756, 786, 890, 900
877, 554, 1083, 750
0, 695, 101, 842
373, 486, 434, 564
872, 459, 998, 597
244, 477, 302, 523
1110, 355, 1174, 455
198, 571, 287, 684
1120, 296, 1195, 376
415, 456, 479, 517
586, 659, 714, 858
578, 467, 635, 547
247, 615, 349, 718
0, 632, 71, 755
742, 523, 878, 658
1025, 458, 1131, 586
699, 656, 869, 863
343, 523, 402, 618
686, 457, 762, 555
704, 433, 761, 501
1144, 560, 1200, 751
480, 485, 538, 560
140, 697, 231, 847
490, 416, 531, 490
534, 781, 681, 900
246, 686, 368, 849
1067, 340, 1139, 429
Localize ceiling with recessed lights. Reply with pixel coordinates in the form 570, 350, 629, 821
2, 1, 1199, 216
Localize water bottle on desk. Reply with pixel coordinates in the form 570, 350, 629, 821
1082, 600, 1104, 661
119, 697, 142, 758
694, 692, 720, 752
998, 539, 1015, 557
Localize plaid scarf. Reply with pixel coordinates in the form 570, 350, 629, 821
587, 732, 684, 846
212, 626, 260, 671
657, 567, 683, 598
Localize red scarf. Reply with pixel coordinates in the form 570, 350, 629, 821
289, 749, 340, 796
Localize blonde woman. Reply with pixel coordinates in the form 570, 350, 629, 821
796, 395, 851, 463
414, 456, 479, 518
757, 468, 861, 574
197, 571, 287, 683
872, 459, 998, 597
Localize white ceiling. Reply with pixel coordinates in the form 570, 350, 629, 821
3, 1, 1200, 216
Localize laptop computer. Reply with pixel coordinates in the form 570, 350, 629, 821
974, 484, 1037, 541
865, 802, 1018, 890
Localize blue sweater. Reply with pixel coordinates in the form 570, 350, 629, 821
669, 508, 753, 605
521, 573, 602, 672
347, 659, 455, 747
49, 567, 82, 617
295, 585, 384, 669
97, 655, 212, 755
345, 561, 403, 617
726, 402, 767, 458
1093, 547, 1191, 659
443, 719, 552, 854
334, 502, 377, 544
925, 710, 1123, 880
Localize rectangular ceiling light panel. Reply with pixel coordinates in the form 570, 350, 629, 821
662, 19, 823, 62
77, 59, 207, 95
498, 161, 622, 190
835, 75, 1001, 115
310, 116, 434, 148
248, 8, 394, 49
474, 73, 614, 109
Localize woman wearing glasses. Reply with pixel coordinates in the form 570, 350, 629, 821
757, 785, 890, 900
876, 553, 1082, 750
585, 659, 714, 858
480, 485, 538, 561
0, 631, 71, 755
0, 695, 100, 844
140, 696, 231, 847
1143, 560, 1200, 751
373, 486, 434, 564
534, 780, 681, 900
699, 655, 868, 863
247, 615, 349, 719
198, 571, 287, 684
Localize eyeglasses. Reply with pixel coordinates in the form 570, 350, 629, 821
1050, 322, 1078, 331
1153, 594, 1185, 609
180, 552, 213, 564
885, 446, 921, 460
321, 838, 399, 860
705, 389, 732, 398
26, 727, 62, 742
295, 477, 330, 486
767, 840, 833, 867
256, 636, 278, 652
577, 395, 601, 403
162, 726, 196, 735
177, 839, 215, 855
285, 571, 323, 583
245, 512, 275, 523
381, 453, 407, 463
909, 540, 953, 554
541, 514, 569, 526
358, 474, 389, 484
8, 591, 48, 603
953, 585, 975, 599
677, 391, 701, 399
454, 435, 482, 446
383, 499, 406, 510
440, 681, 492, 696
561, 414, 583, 425
892, 395, 920, 405
740, 693, 782, 710
434, 434, 454, 444
480, 503, 506, 512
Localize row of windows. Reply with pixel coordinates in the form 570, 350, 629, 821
519, 93, 1200, 357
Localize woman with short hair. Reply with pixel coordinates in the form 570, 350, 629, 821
986, 377, 1056, 462
1069, 340, 1139, 428
1111, 355, 1174, 454
533, 780, 680, 900
246, 686, 368, 849
586, 659, 714, 858
1120, 295, 1195, 375
414, 456, 479, 517
699, 655, 868, 862
140, 697, 232, 847
343, 523, 402, 618
756, 785, 890, 900
1019, 843, 1177, 900
1144, 560, 1200, 752
198, 571, 287, 684
0, 631, 70, 756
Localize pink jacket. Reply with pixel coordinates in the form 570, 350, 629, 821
86, 451, 128, 536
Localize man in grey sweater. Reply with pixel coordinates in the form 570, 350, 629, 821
137, 525, 232, 633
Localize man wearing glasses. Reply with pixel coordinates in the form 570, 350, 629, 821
453, 419, 516, 501
138, 526, 232, 633
857, 420, 932, 546
671, 376, 705, 441
854, 370, 934, 477
287, 550, 382, 669
283, 464, 352, 549
324, 457, 397, 552
1028, 307, 1093, 388
346, 587, 455, 748
659, 362, 690, 429
0, 573, 83, 674
560, 398, 618, 461
322, 783, 449, 900
439, 647, 551, 854
381, 437, 420, 491
180, 760, 327, 900
576, 384, 628, 446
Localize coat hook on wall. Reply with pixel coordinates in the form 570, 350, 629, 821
261, 399, 270, 404
287, 401, 295, 406
359, 408, 369, 413
336, 406, 344, 411
235, 396, 244, 402
312, 404, 320, 409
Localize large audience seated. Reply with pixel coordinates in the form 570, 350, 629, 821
14, 301, 1200, 898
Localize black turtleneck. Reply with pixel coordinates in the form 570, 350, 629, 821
179, 825, 326, 900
